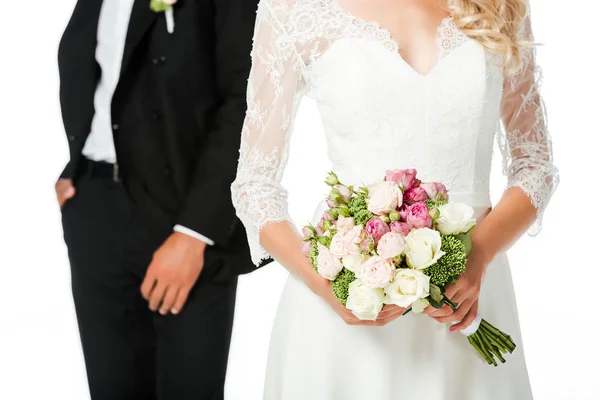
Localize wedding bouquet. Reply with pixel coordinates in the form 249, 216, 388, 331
301, 169, 516, 366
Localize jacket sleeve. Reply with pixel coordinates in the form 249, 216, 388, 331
175, 0, 259, 246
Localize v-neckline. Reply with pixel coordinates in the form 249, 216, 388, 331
328, 0, 458, 78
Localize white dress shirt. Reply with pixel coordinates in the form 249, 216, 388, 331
82, 0, 213, 246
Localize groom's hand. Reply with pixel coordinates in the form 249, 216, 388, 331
55, 178, 76, 209
141, 232, 206, 315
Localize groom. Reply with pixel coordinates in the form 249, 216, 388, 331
56, 0, 258, 398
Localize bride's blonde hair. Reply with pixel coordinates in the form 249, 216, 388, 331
449, 0, 531, 73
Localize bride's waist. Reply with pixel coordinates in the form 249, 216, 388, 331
311, 192, 492, 223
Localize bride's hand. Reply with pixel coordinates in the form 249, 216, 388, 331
312, 277, 406, 326
424, 250, 488, 331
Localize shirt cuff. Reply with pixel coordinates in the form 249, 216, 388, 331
173, 225, 215, 246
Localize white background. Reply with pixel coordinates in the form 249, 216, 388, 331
1, 1, 598, 399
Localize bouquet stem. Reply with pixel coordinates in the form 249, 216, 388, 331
467, 319, 516, 366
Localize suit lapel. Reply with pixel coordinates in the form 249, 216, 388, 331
120, 0, 158, 76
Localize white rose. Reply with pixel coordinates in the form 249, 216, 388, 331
346, 280, 385, 321
404, 228, 446, 270
435, 203, 477, 235
342, 226, 365, 255
357, 256, 396, 288
377, 232, 406, 259
316, 243, 344, 280
342, 254, 370, 274
384, 269, 430, 308
329, 232, 347, 258
367, 181, 402, 215
336, 215, 355, 236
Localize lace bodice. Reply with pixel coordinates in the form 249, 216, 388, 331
231, 0, 559, 265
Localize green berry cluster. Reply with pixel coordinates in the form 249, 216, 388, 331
332, 268, 356, 306
424, 235, 467, 287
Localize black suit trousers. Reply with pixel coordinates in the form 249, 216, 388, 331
61, 170, 237, 400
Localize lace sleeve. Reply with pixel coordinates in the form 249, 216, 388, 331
231, 0, 307, 265
498, 8, 559, 235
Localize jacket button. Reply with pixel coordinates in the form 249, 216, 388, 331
152, 58, 159, 65
112, 124, 119, 130
152, 111, 160, 121
68, 135, 75, 141
164, 167, 171, 177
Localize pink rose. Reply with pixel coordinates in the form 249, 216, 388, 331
359, 236, 375, 253
326, 199, 336, 208
404, 187, 428, 205
336, 215, 355, 236
300, 241, 311, 256
315, 218, 324, 235
420, 182, 449, 201
366, 217, 391, 245
329, 232, 347, 258
385, 169, 417, 191
377, 232, 406, 260
390, 221, 412, 236
367, 182, 402, 215
342, 226, 366, 255
404, 202, 433, 229
301, 226, 314, 239
316, 243, 344, 280
358, 256, 396, 288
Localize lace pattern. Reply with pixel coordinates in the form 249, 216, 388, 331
498, 8, 559, 235
435, 17, 469, 59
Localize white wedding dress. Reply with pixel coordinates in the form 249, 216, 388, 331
231, 1, 558, 399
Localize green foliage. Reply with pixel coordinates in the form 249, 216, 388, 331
428, 284, 445, 309
456, 233, 473, 257
332, 268, 356, 306
348, 195, 368, 215
325, 171, 339, 186
424, 235, 467, 287
317, 235, 332, 248
353, 209, 374, 227
309, 239, 319, 272
425, 199, 449, 210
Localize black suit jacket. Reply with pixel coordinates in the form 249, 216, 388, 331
58, 0, 262, 274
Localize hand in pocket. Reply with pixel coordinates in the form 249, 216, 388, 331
55, 178, 76, 209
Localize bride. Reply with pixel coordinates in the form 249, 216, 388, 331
231, 0, 558, 398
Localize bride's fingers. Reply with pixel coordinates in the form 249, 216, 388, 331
450, 290, 469, 308
377, 305, 405, 318
427, 304, 453, 318
444, 282, 461, 299
344, 317, 379, 326
435, 298, 475, 324
377, 306, 405, 320
450, 302, 479, 332
376, 311, 405, 326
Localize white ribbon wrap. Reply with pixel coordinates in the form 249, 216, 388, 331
165, 9, 175, 34
452, 314, 482, 336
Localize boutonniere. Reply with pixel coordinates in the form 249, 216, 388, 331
150, 0, 177, 34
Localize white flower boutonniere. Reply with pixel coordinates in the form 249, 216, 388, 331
150, 0, 177, 34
